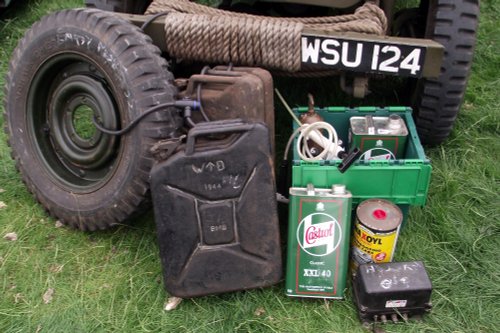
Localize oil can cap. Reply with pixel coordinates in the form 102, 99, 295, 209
356, 199, 402, 232
332, 184, 346, 195
388, 114, 401, 127
306, 183, 315, 196
372, 209, 387, 220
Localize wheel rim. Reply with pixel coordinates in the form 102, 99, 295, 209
27, 54, 122, 193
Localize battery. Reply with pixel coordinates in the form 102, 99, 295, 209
349, 114, 408, 159
286, 184, 352, 299
352, 261, 433, 323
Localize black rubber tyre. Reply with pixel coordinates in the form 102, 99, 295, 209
85, 0, 152, 14
413, 0, 479, 145
4, 9, 181, 230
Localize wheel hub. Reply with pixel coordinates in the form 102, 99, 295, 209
28, 55, 122, 192
49, 74, 118, 170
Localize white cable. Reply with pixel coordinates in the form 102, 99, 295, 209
296, 121, 341, 161
274, 89, 343, 161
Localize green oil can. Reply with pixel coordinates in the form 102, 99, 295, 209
349, 114, 408, 159
286, 184, 352, 299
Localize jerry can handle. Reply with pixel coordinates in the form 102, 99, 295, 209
185, 119, 255, 155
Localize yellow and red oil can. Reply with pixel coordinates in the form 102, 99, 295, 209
350, 199, 403, 271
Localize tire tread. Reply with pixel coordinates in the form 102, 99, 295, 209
4, 9, 178, 230
415, 0, 479, 145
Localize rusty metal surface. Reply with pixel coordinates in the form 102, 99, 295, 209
151, 120, 282, 297
178, 67, 275, 152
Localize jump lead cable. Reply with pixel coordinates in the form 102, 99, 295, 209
92, 99, 200, 136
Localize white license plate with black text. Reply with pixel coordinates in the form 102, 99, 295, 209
301, 35, 427, 77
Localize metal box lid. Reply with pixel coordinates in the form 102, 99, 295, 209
350, 115, 408, 136
357, 261, 432, 294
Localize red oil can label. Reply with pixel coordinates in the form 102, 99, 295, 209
286, 186, 352, 299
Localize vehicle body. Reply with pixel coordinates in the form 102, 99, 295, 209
3, 0, 479, 229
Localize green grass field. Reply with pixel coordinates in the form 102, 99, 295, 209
1, 0, 499, 332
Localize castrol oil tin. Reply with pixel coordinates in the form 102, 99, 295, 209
349, 114, 408, 159
350, 199, 403, 271
286, 184, 352, 299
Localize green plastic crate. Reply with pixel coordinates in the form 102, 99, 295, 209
292, 106, 431, 206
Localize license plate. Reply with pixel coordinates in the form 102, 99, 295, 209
301, 34, 427, 78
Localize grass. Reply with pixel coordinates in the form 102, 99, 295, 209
1, 0, 499, 332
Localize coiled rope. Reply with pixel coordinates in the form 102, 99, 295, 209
146, 0, 387, 73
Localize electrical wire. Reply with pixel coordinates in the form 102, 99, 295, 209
182, 105, 197, 128
184, 116, 196, 128
141, 11, 170, 31
276, 89, 340, 162
296, 121, 338, 161
283, 122, 340, 162
196, 66, 211, 122
192, 64, 235, 125
92, 102, 176, 136
283, 126, 302, 161
92, 100, 199, 136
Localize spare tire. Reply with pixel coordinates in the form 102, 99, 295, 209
4, 9, 181, 230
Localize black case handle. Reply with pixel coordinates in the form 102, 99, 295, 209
185, 119, 254, 155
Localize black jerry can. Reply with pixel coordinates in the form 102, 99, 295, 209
150, 120, 282, 297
